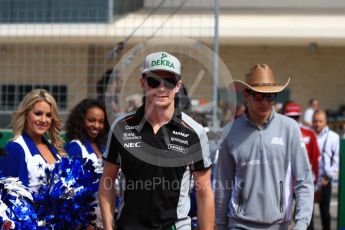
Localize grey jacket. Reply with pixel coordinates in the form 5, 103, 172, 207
215, 110, 314, 230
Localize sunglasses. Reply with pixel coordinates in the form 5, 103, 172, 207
143, 76, 178, 90
247, 90, 277, 102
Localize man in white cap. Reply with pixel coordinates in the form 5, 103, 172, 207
99, 51, 214, 230
215, 64, 314, 230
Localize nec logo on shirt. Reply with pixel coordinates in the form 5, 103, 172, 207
124, 142, 141, 148
271, 137, 284, 146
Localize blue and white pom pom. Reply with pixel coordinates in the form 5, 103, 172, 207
33, 157, 102, 230
0, 177, 42, 229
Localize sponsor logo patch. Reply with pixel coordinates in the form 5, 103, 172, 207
151, 59, 175, 69
125, 125, 141, 130
123, 133, 141, 140
124, 142, 141, 148
170, 137, 188, 145
168, 144, 188, 154
271, 137, 284, 146
172, 130, 189, 137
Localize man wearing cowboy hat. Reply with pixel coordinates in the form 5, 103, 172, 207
215, 64, 314, 230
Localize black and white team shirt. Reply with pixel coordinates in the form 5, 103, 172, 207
103, 105, 211, 230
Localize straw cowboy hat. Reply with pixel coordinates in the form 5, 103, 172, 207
229, 64, 290, 93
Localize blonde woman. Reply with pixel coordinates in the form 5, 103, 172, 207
0, 89, 65, 192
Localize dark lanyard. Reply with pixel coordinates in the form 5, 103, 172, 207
322, 130, 329, 153
321, 130, 335, 166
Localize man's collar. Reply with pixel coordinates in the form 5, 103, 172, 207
134, 105, 145, 120
266, 107, 275, 124
319, 126, 330, 136
171, 107, 182, 124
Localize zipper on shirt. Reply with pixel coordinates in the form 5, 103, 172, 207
237, 181, 244, 213
279, 181, 284, 213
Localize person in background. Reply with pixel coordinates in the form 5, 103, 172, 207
312, 110, 339, 230
283, 102, 320, 183
0, 89, 65, 192
99, 51, 214, 230
234, 104, 246, 119
175, 83, 191, 112
274, 102, 283, 113
65, 98, 109, 229
187, 111, 210, 229
215, 64, 313, 230
304, 98, 319, 127
65, 98, 108, 163
125, 93, 142, 113
220, 106, 234, 128
96, 69, 124, 118
283, 101, 320, 230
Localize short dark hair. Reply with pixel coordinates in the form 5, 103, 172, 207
309, 98, 317, 105
312, 109, 327, 122
96, 69, 121, 94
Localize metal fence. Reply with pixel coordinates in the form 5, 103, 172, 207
0, 0, 235, 130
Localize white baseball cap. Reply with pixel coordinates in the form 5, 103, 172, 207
142, 52, 181, 77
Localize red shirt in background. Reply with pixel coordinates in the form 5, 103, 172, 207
300, 126, 320, 183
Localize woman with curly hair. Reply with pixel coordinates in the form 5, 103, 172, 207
65, 98, 108, 163
65, 98, 109, 230
0, 89, 65, 192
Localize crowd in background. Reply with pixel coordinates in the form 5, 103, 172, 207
0, 64, 341, 230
